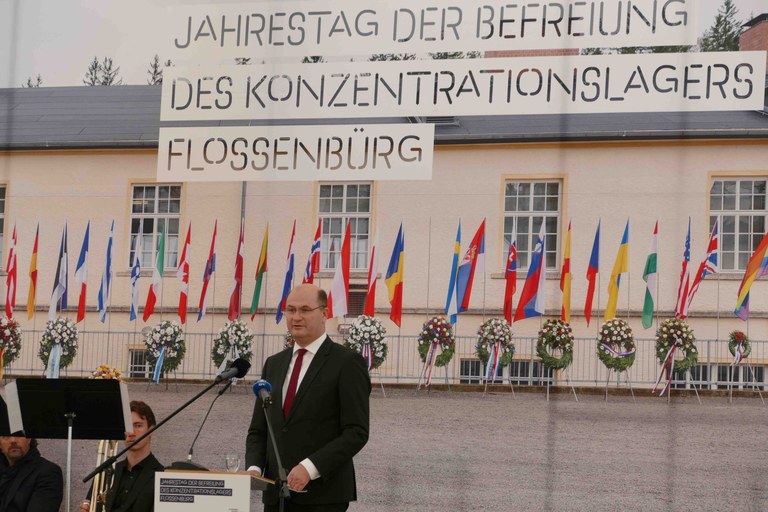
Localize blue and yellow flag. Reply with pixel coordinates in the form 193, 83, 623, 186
604, 220, 629, 321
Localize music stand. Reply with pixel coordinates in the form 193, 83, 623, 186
4, 378, 131, 512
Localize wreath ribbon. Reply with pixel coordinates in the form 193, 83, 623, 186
360, 343, 373, 372
46, 343, 62, 379
731, 343, 745, 366
485, 343, 501, 380
599, 344, 636, 358
652, 343, 677, 396
421, 341, 439, 387
153, 346, 166, 384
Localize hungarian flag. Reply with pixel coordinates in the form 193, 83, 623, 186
276, 221, 296, 324
176, 222, 191, 324
97, 220, 114, 323
560, 219, 572, 322
48, 224, 68, 321
197, 221, 217, 322
683, 219, 719, 318
604, 220, 629, 322
385, 223, 404, 327
641, 221, 659, 329
363, 230, 378, 316
503, 225, 517, 324
74, 222, 90, 323
514, 224, 546, 322
228, 219, 245, 321
328, 221, 351, 319
302, 220, 321, 284
445, 221, 460, 325
143, 225, 166, 322
27, 224, 38, 320
584, 221, 600, 326
250, 225, 268, 320
674, 217, 691, 318
456, 219, 485, 313
4, 225, 16, 319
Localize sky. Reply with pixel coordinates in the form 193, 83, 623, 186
1, 0, 766, 88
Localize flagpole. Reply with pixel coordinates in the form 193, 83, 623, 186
425, 216, 431, 312
210, 267, 216, 339
261, 267, 268, 369
106, 280, 113, 364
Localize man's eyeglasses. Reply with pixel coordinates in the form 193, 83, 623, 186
285, 305, 325, 316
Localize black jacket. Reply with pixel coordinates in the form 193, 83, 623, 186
0, 447, 63, 512
104, 453, 164, 512
246, 337, 371, 506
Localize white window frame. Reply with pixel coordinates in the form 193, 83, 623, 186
318, 183, 371, 271
502, 180, 561, 270
129, 184, 182, 269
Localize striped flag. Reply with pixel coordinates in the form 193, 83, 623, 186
176, 222, 191, 324
302, 220, 321, 284
197, 221, 217, 322
683, 220, 719, 318
228, 219, 245, 321
604, 220, 629, 322
97, 220, 114, 323
129, 224, 143, 321
48, 224, 68, 321
27, 224, 38, 320
674, 217, 691, 318
363, 230, 378, 316
560, 219, 572, 322
143, 224, 166, 322
385, 223, 404, 327
276, 221, 296, 324
4, 225, 16, 319
514, 224, 546, 322
641, 221, 659, 329
445, 221, 461, 324
503, 223, 517, 324
250, 225, 268, 320
734, 232, 768, 320
328, 221, 351, 319
74, 222, 90, 323
584, 221, 600, 326
456, 219, 485, 313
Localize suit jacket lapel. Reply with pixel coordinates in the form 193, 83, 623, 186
272, 348, 293, 417
286, 337, 332, 422
4, 460, 36, 506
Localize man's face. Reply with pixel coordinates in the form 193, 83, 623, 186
286, 285, 328, 346
125, 411, 152, 452
0, 436, 31, 465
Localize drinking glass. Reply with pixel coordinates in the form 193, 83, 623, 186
225, 453, 240, 472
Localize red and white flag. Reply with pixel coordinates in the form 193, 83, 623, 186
177, 222, 191, 324
302, 220, 321, 284
363, 230, 378, 316
74, 222, 89, 323
4, 225, 17, 319
228, 219, 245, 321
328, 221, 351, 319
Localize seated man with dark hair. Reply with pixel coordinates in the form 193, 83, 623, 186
0, 436, 63, 512
80, 400, 164, 512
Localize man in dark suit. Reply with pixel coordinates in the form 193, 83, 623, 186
0, 436, 63, 512
80, 400, 164, 512
246, 284, 371, 512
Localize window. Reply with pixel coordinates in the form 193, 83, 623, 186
460, 359, 482, 384
129, 185, 181, 268
503, 181, 560, 270
319, 184, 370, 270
671, 364, 708, 389
0, 187, 5, 257
128, 348, 150, 379
509, 360, 553, 386
710, 178, 767, 271
716, 364, 764, 390
347, 283, 367, 318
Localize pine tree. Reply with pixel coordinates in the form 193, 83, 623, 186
430, 51, 481, 60
147, 54, 163, 85
83, 56, 101, 86
99, 58, 123, 85
369, 54, 415, 62
301, 56, 325, 63
22, 75, 43, 88
700, 0, 741, 52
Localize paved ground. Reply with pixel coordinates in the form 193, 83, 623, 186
38, 383, 768, 512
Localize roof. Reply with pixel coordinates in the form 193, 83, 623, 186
1, 85, 768, 150
744, 13, 768, 28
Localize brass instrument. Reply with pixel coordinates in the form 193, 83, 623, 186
90, 439, 119, 512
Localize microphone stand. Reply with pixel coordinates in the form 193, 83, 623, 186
83, 378, 231, 483
260, 396, 291, 512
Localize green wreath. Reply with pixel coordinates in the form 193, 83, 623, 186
344, 315, 388, 370
417, 316, 455, 367
596, 318, 636, 372
476, 318, 515, 368
536, 319, 574, 370
39, 317, 78, 370
655, 318, 698, 373
728, 330, 751, 360
211, 319, 255, 368
144, 320, 186, 374
0, 316, 23, 367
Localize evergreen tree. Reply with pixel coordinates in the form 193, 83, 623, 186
99, 57, 123, 85
369, 53, 415, 61
147, 54, 163, 85
83, 56, 101, 86
430, 51, 481, 59
22, 75, 43, 88
700, 0, 741, 52
301, 56, 325, 63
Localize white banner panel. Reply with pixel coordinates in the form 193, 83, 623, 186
161, 52, 766, 121
154, 471, 250, 512
165, 0, 699, 59
158, 124, 434, 182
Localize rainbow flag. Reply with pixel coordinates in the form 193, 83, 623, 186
734, 232, 768, 320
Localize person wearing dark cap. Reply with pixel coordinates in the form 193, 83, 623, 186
0, 435, 63, 512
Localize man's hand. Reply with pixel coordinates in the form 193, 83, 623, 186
79, 500, 91, 512
286, 464, 310, 491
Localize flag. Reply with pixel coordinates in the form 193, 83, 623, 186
363, 230, 378, 316
143, 224, 166, 322
604, 220, 629, 321
74, 222, 89, 323
98, 220, 114, 323
514, 224, 546, 322
674, 217, 691, 318
197, 221, 217, 322
560, 219, 572, 322
456, 219, 485, 313
302, 220, 321, 284
27, 224, 38, 320
584, 221, 600, 326
228, 219, 245, 321
4, 225, 16, 319
250, 225, 268, 320
503, 225, 517, 324
328, 221, 351, 319
276, 221, 296, 323
176, 222, 191, 324
445, 221, 461, 324
48, 224, 68, 321
734, 232, 768, 320
129, 225, 143, 321
683, 220, 719, 318
385, 223, 405, 327
641, 221, 659, 329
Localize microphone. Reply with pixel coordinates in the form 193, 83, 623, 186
215, 358, 251, 382
253, 379, 272, 405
